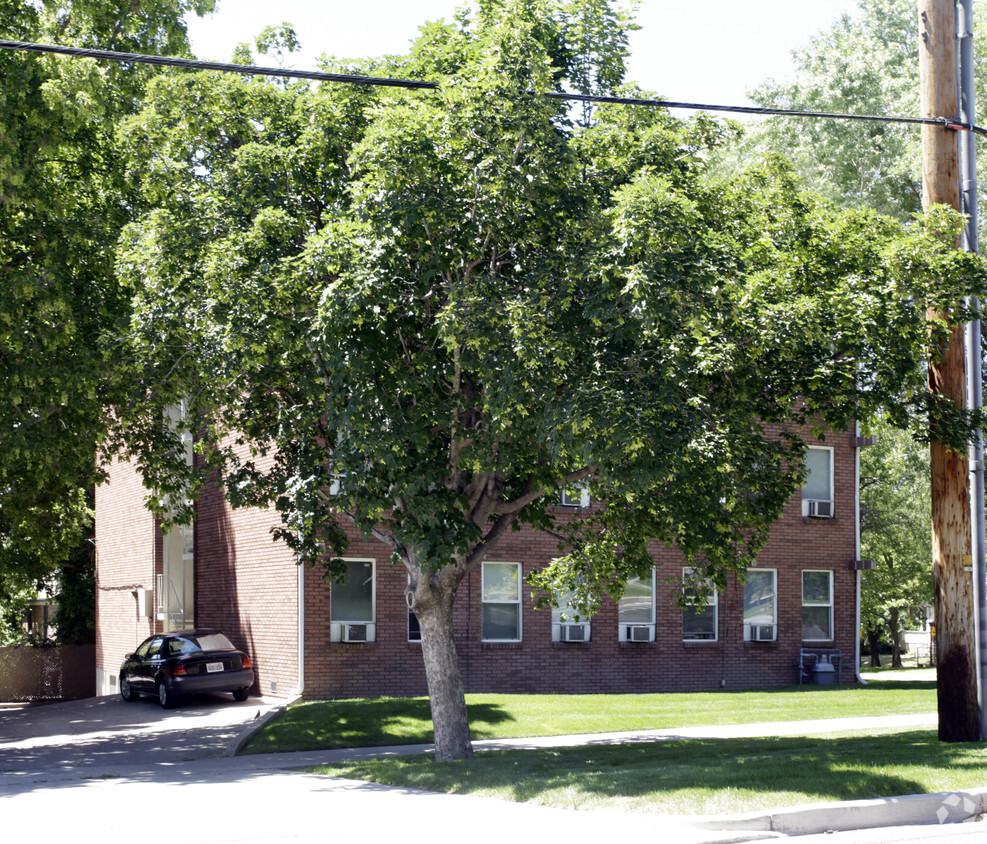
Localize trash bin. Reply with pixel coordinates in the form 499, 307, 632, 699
812, 656, 836, 685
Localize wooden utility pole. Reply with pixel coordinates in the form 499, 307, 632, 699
919, 0, 980, 742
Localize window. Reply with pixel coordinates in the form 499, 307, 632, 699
802, 570, 833, 640
330, 558, 376, 643
482, 562, 522, 641
802, 446, 834, 517
618, 570, 655, 642
682, 568, 717, 641
406, 575, 422, 642
135, 637, 159, 659
559, 485, 590, 508
743, 568, 777, 641
551, 587, 592, 642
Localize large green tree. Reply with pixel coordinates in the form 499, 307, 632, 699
113, 0, 986, 759
735, 0, 987, 226
859, 418, 934, 667
0, 0, 215, 595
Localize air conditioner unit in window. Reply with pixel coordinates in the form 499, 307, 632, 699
750, 624, 777, 642
804, 499, 833, 518
560, 623, 590, 642
342, 623, 369, 643
627, 624, 652, 642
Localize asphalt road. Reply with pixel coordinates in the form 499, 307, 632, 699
0, 693, 283, 785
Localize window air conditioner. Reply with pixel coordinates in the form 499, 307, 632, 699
342, 623, 369, 643
628, 624, 652, 642
804, 499, 833, 518
561, 623, 590, 642
750, 624, 777, 642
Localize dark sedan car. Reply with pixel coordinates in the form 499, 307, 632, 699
120, 629, 254, 709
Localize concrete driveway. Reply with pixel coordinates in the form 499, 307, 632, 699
0, 693, 284, 787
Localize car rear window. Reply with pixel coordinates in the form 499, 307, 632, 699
168, 637, 201, 656
193, 632, 236, 652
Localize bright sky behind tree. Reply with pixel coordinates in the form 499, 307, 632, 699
187, 0, 861, 108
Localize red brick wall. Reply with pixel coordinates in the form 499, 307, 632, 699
94, 454, 159, 696
296, 430, 858, 699
193, 458, 300, 698
98, 428, 859, 700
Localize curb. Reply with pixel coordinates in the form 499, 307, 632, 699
693, 787, 987, 836
223, 694, 301, 757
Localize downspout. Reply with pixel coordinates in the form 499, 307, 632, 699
854, 420, 867, 685
296, 557, 305, 698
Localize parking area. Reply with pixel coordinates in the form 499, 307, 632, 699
0, 693, 285, 785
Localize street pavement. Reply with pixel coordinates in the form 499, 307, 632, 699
0, 695, 984, 843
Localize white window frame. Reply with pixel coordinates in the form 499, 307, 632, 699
618, 569, 656, 642
408, 609, 422, 643
550, 579, 592, 643
682, 567, 718, 642
559, 484, 590, 508
481, 562, 522, 642
802, 569, 834, 641
406, 575, 422, 643
330, 558, 377, 643
802, 446, 835, 518
743, 568, 777, 642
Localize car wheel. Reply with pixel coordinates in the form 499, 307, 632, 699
157, 681, 176, 709
120, 676, 139, 702
232, 687, 249, 702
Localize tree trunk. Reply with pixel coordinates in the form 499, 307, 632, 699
920, 0, 981, 742
410, 566, 474, 760
889, 607, 903, 669
866, 629, 882, 668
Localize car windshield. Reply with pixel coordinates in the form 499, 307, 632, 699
191, 632, 236, 652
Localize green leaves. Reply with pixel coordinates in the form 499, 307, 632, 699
0, 0, 213, 586
859, 416, 934, 646
109, 1, 987, 617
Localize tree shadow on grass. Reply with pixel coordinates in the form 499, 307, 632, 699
319, 729, 985, 815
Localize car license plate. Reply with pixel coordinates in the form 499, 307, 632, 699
206, 662, 224, 673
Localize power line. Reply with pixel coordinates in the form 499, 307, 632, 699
2, 38, 986, 137
0, 39, 435, 90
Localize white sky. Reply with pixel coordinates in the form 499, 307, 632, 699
186, 0, 862, 107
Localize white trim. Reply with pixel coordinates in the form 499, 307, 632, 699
559, 485, 590, 508
802, 445, 835, 518
743, 568, 777, 642
329, 557, 377, 642
550, 580, 592, 642
802, 569, 834, 641
481, 561, 522, 642
618, 570, 655, 642
682, 567, 718, 642
296, 548, 305, 696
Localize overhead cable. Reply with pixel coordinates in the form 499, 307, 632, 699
1, 38, 985, 137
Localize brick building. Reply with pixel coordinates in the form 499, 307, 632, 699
94, 431, 864, 700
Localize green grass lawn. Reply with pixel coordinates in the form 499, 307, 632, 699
244, 670, 978, 816
243, 675, 935, 755
307, 729, 987, 816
